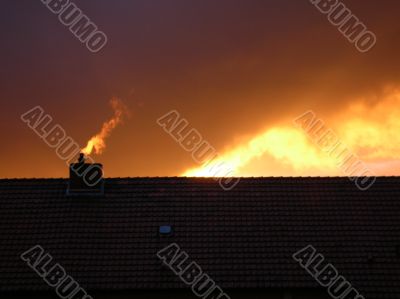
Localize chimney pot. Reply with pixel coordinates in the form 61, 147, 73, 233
67, 153, 104, 195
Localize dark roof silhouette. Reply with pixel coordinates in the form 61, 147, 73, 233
0, 177, 399, 298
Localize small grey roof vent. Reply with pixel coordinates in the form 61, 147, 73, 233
159, 225, 173, 236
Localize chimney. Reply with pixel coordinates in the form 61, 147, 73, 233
67, 153, 104, 195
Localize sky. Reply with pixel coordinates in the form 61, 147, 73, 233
1, 0, 400, 178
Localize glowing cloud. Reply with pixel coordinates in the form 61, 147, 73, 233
183, 88, 400, 177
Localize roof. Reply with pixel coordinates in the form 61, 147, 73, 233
0, 177, 399, 298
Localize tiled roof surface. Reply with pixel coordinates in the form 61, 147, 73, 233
0, 177, 399, 298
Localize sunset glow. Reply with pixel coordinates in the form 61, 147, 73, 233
183, 89, 400, 177
2, 1, 400, 179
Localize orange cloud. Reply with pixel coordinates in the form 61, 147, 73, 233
183, 88, 400, 177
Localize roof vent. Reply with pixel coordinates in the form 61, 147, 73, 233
159, 225, 173, 236
67, 153, 104, 196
